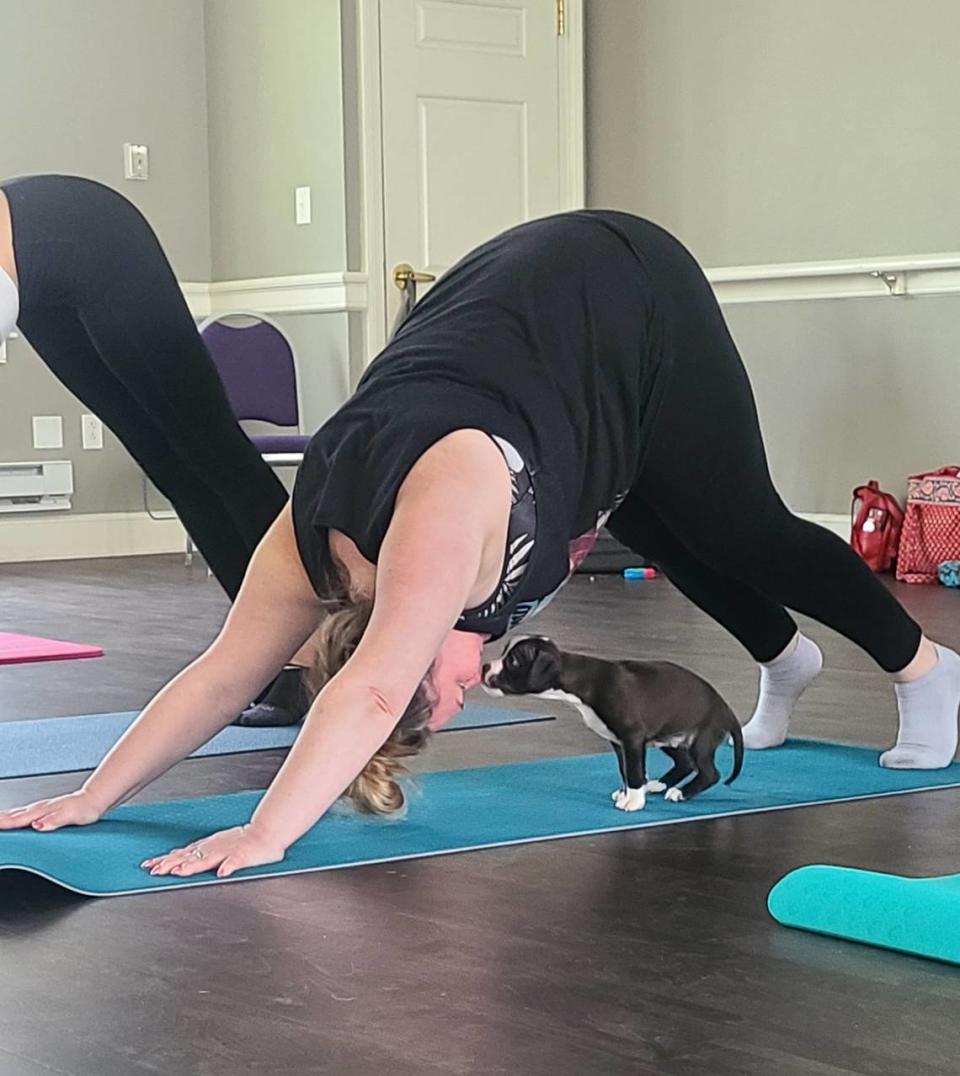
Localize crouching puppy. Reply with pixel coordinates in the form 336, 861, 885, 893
482, 637, 743, 812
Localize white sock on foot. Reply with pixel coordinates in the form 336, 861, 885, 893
742, 634, 823, 749
880, 645, 960, 769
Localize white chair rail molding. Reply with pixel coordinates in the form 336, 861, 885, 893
708, 251, 960, 305
179, 251, 960, 322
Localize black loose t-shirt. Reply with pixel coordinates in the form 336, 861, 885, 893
292, 210, 672, 638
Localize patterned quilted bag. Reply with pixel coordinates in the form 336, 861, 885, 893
895, 467, 960, 584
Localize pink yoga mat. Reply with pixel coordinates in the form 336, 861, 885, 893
0, 632, 103, 665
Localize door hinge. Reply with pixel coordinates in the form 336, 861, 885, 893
556, 0, 565, 36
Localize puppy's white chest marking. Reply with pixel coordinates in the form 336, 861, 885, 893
537, 689, 619, 744
650, 734, 691, 749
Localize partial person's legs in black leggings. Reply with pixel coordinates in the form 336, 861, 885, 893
608, 234, 921, 674
608, 498, 800, 663
608, 227, 960, 769
8, 176, 288, 599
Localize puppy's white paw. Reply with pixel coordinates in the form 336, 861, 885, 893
611, 787, 625, 801
642, 780, 667, 794
614, 788, 646, 812
664, 787, 684, 803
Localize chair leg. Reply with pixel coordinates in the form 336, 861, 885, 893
144, 470, 194, 567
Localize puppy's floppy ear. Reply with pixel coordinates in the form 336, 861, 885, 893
528, 647, 560, 687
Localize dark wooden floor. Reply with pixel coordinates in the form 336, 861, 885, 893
1, 555, 960, 1075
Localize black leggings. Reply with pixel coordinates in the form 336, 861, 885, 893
607, 227, 921, 673
5, 175, 287, 598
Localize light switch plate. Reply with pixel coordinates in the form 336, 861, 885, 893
295, 185, 312, 225
123, 143, 149, 180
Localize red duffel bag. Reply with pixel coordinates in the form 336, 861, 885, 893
895, 466, 960, 584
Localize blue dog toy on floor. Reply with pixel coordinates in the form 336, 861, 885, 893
768, 864, 960, 965
938, 560, 960, 588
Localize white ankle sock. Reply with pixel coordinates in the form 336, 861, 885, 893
880, 645, 960, 769
742, 634, 823, 749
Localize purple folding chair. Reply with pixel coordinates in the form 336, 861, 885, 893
198, 312, 310, 466
167, 312, 311, 566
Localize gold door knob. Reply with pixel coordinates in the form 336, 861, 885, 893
392, 263, 437, 289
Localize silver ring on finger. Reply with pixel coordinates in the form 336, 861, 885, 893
192, 847, 204, 861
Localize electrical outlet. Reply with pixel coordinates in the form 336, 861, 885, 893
81, 413, 104, 450
295, 186, 312, 225
123, 143, 149, 181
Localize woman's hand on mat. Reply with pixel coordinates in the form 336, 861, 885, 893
0, 790, 105, 831
140, 823, 286, 879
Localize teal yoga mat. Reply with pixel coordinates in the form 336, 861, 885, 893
769, 865, 960, 965
1, 738, 958, 897
0, 705, 553, 780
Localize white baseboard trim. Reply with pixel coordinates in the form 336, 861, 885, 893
0, 511, 187, 564
181, 272, 368, 318
797, 512, 849, 540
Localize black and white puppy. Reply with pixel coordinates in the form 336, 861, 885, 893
482, 636, 743, 812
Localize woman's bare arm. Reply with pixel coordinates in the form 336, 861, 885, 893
78, 503, 321, 812
244, 431, 510, 848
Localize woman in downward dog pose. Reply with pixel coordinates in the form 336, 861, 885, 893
1, 210, 956, 878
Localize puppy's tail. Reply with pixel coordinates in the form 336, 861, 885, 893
722, 703, 744, 785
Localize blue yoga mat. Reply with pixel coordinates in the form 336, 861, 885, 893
0, 705, 553, 780
769, 865, 960, 965
1, 738, 958, 897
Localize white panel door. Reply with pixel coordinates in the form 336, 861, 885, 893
379, 0, 570, 326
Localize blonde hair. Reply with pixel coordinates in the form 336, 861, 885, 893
305, 591, 434, 814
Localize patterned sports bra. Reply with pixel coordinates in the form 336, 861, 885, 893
456, 436, 537, 634
456, 434, 627, 637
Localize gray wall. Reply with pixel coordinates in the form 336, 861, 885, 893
0, 0, 211, 279
586, 0, 960, 515
586, 0, 960, 267
727, 295, 960, 514
204, 0, 347, 279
